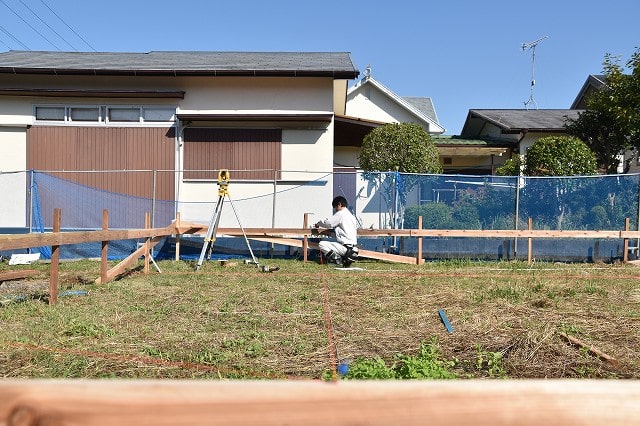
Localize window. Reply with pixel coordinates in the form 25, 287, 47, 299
69, 106, 101, 122
35, 106, 65, 121
108, 107, 140, 122
183, 128, 281, 180
143, 107, 175, 122
34, 104, 176, 125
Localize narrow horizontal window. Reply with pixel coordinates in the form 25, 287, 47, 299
35, 106, 65, 121
70, 107, 100, 122
143, 107, 175, 122
108, 107, 140, 122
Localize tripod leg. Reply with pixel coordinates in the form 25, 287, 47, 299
196, 196, 224, 271
227, 196, 259, 265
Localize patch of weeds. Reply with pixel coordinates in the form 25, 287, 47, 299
547, 287, 577, 300
559, 323, 585, 336
191, 349, 227, 365
394, 339, 457, 379
63, 319, 114, 338
52, 357, 90, 377
222, 337, 245, 349
281, 337, 308, 355
339, 356, 395, 379
583, 283, 607, 297
275, 297, 294, 313
336, 339, 457, 380
475, 345, 507, 378
475, 285, 522, 302
575, 363, 598, 378
240, 313, 265, 327
532, 283, 545, 293
141, 346, 170, 360
244, 342, 265, 358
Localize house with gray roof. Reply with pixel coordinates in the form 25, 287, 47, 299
0, 50, 360, 229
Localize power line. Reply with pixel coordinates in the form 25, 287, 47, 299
17, 0, 78, 51
0, 24, 31, 50
0, 34, 13, 50
0, 0, 61, 50
38, 0, 97, 52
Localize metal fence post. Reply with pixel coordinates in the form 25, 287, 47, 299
151, 169, 157, 229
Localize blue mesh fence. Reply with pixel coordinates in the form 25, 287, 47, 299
2, 170, 639, 262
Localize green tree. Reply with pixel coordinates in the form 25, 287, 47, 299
524, 136, 597, 176
359, 123, 442, 228
565, 48, 640, 173
523, 136, 597, 229
359, 122, 442, 174
495, 154, 523, 176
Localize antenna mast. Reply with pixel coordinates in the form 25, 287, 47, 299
521, 35, 548, 109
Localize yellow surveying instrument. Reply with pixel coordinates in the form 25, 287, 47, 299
195, 169, 258, 271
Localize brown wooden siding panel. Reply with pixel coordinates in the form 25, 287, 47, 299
183, 128, 281, 180
27, 126, 175, 201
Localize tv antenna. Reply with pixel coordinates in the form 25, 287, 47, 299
521, 35, 548, 109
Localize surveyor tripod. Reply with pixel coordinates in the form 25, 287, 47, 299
195, 169, 258, 271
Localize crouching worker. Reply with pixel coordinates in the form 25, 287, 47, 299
314, 196, 359, 267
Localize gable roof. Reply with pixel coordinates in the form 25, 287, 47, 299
461, 109, 583, 136
570, 74, 607, 109
402, 96, 439, 124
347, 75, 445, 133
0, 50, 359, 78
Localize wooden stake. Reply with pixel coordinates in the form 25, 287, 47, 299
49, 208, 61, 305
100, 209, 108, 285
144, 212, 150, 274
623, 217, 630, 263
528, 217, 533, 265
175, 212, 181, 261
417, 216, 423, 265
303, 213, 309, 263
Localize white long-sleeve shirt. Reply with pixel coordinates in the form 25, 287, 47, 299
317, 208, 358, 246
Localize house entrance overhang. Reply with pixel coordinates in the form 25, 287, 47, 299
334, 114, 384, 147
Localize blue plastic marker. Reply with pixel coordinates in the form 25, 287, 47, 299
438, 309, 454, 333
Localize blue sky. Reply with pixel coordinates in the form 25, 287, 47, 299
1, 0, 638, 134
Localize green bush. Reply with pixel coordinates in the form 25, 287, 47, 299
404, 203, 452, 229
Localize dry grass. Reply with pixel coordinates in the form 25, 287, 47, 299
1, 258, 639, 379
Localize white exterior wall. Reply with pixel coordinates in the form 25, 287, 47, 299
346, 88, 430, 132
0, 128, 28, 227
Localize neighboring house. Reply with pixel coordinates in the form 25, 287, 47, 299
0, 50, 359, 229
570, 75, 607, 109
571, 74, 638, 173
460, 109, 583, 157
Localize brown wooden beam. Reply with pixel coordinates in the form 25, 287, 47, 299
49, 208, 61, 305
250, 237, 417, 265
0, 379, 639, 425
0, 270, 39, 282
0, 227, 172, 251
94, 236, 164, 285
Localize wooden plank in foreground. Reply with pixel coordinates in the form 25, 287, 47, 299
251, 236, 418, 265
0, 270, 39, 282
0, 379, 639, 426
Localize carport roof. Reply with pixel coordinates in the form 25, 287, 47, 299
0, 50, 359, 78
